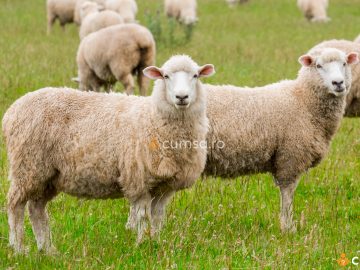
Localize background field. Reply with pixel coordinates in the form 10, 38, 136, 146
0, 0, 359, 269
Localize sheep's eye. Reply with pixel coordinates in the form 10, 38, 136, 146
316, 64, 322, 69
343, 62, 346, 67
193, 74, 198, 78
164, 75, 169, 79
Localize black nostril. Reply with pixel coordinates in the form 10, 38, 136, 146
176, 95, 189, 100
332, 81, 344, 86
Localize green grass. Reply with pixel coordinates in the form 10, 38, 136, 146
0, 0, 359, 269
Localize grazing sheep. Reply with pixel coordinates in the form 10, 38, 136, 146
355, 35, 360, 43
310, 39, 360, 117
105, 0, 138, 23
79, 1, 124, 40
76, 23, 155, 95
204, 48, 358, 232
74, 0, 106, 25
226, 0, 249, 7
3, 55, 215, 253
297, 0, 330, 23
47, 0, 77, 34
165, 0, 198, 25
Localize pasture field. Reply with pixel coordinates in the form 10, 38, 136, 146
0, 0, 359, 269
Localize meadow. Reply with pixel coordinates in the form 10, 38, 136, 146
0, 0, 359, 269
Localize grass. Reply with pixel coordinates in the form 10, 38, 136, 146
0, 0, 359, 269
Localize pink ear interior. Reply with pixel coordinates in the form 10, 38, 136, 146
199, 64, 215, 78
143, 66, 163, 80
298, 55, 313, 67
346, 52, 359, 65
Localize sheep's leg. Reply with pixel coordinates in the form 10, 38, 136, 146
137, 71, 150, 96
47, 13, 56, 35
120, 74, 135, 95
150, 189, 175, 237
131, 193, 152, 244
28, 198, 57, 255
7, 184, 27, 254
125, 205, 136, 231
279, 181, 298, 233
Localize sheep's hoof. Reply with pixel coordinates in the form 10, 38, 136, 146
42, 246, 59, 256
280, 223, 297, 234
12, 245, 30, 256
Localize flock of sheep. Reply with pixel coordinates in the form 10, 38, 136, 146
2, 0, 360, 255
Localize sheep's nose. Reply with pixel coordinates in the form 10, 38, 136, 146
332, 80, 344, 87
176, 95, 189, 101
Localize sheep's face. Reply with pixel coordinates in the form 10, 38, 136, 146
144, 57, 215, 110
299, 48, 359, 97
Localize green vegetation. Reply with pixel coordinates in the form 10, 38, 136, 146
0, 0, 359, 268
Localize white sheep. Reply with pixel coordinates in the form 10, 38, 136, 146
204, 48, 358, 232
79, 1, 124, 40
297, 0, 330, 23
355, 35, 360, 43
105, 0, 138, 23
165, 0, 198, 25
2, 55, 215, 253
310, 39, 360, 117
46, 0, 77, 34
76, 23, 156, 95
74, 0, 106, 25
226, 0, 249, 7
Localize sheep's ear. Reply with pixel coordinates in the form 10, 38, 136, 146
346, 52, 359, 65
298, 55, 314, 67
198, 64, 215, 78
143, 66, 164, 80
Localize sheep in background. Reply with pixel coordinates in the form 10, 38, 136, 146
76, 24, 155, 95
105, 0, 138, 23
310, 39, 360, 117
46, 0, 77, 34
204, 48, 358, 232
74, 0, 106, 25
297, 0, 330, 23
226, 0, 249, 7
165, 0, 198, 26
3, 55, 215, 253
355, 35, 360, 43
79, 1, 124, 40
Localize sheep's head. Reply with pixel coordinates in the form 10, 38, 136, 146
299, 48, 359, 97
144, 55, 215, 110
80, 1, 99, 20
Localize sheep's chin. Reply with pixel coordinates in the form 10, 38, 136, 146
175, 103, 191, 110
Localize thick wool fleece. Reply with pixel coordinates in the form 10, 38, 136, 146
105, 0, 138, 23
310, 39, 360, 117
76, 23, 155, 94
297, 0, 329, 22
204, 51, 349, 187
47, 0, 77, 33
165, 0, 197, 25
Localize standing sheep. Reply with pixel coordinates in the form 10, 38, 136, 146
297, 0, 330, 23
3, 55, 215, 253
310, 39, 360, 117
74, 0, 106, 25
165, 0, 198, 25
105, 0, 138, 23
47, 0, 77, 34
204, 48, 358, 232
79, 1, 124, 40
76, 24, 155, 95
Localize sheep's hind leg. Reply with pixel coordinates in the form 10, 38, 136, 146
7, 183, 28, 254
131, 193, 152, 244
125, 205, 136, 231
278, 180, 299, 233
28, 189, 58, 255
119, 74, 135, 95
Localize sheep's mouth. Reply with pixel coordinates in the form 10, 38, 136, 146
175, 102, 190, 109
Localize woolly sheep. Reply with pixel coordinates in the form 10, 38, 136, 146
76, 24, 155, 95
310, 39, 360, 117
355, 35, 360, 43
204, 48, 359, 232
3, 55, 216, 253
74, 0, 106, 25
47, 0, 77, 34
105, 0, 138, 23
79, 1, 124, 40
165, 0, 198, 25
297, 0, 330, 23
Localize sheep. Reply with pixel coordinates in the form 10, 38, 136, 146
355, 35, 360, 43
79, 1, 124, 40
226, 0, 249, 7
46, 0, 77, 34
203, 48, 359, 233
165, 0, 198, 26
105, 0, 138, 23
2, 55, 216, 253
76, 23, 155, 95
310, 39, 360, 117
297, 0, 330, 23
74, 0, 106, 25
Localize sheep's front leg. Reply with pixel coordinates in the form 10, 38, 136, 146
150, 189, 175, 237
279, 180, 299, 233
125, 205, 136, 231
131, 193, 152, 244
